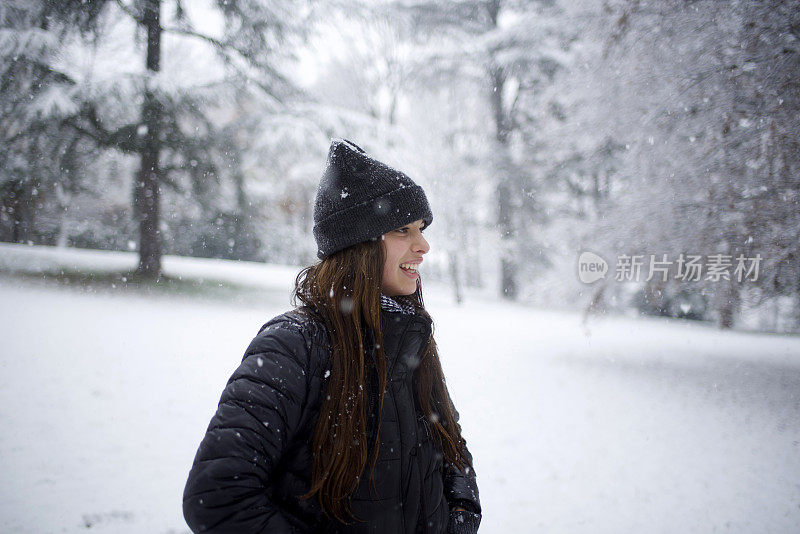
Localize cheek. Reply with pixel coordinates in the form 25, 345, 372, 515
381, 243, 395, 280
382, 240, 402, 269
381, 260, 393, 281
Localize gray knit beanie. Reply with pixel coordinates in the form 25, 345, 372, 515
313, 139, 433, 259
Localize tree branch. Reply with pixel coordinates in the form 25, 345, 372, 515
160, 26, 292, 91
114, 0, 143, 24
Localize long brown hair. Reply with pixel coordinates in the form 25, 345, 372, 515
291, 237, 471, 524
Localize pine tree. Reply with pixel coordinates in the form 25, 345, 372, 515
1, 0, 311, 279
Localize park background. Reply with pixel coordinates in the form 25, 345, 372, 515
1, 1, 799, 533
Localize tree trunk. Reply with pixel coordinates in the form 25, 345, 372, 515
448, 250, 463, 305
11, 138, 40, 244
489, 64, 518, 300
716, 276, 740, 329
793, 266, 800, 333
497, 175, 518, 299
495, 154, 518, 299
135, 0, 163, 279
232, 170, 251, 261
54, 181, 70, 248
10, 179, 34, 244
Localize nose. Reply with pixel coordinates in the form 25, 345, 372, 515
413, 232, 430, 254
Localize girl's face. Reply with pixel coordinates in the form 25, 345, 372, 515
380, 219, 430, 296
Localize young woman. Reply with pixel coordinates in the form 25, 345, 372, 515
183, 139, 481, 533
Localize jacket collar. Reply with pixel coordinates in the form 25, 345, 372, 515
379, 294, 416, 315
293, 297, 432, 340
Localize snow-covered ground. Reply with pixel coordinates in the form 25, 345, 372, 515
1, 243, 799, 533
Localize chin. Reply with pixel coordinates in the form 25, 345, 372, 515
400, 285, 417, 296
384, 279, 418, 297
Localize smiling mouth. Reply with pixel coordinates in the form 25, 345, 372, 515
399, 263, 419, 273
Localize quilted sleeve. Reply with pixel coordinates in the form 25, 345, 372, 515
444, 392, 481, 533
182, 321, 313, 533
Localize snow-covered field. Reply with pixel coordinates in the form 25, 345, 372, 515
1, 243, 799, 533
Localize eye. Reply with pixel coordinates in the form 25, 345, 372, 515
396, 227, 408, 234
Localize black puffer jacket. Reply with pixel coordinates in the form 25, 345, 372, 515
183, 305, 481, 533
